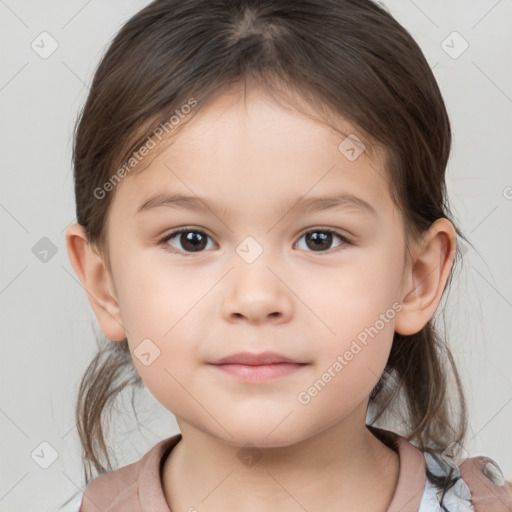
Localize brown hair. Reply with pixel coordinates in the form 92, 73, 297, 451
69, 0, 470, 503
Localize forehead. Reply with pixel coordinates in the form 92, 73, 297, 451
109, 86, 392, 222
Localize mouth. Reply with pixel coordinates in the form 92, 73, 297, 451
208, 351, 308, 382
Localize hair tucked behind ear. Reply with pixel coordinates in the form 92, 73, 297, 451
69, 0, 471, 504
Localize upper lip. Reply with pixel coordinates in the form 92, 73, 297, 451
210, 351, 305, 365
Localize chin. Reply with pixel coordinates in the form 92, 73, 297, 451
212, 423, 307, 449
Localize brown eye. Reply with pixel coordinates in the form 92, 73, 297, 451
295, 229, 349, 253
158, 226, 350, 257
160, 228, 215, 254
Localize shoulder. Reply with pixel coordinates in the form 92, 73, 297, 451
419, 451, 512, 512
79, 456, 141, 512
79, 434, 182, 512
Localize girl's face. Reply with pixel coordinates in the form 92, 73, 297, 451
105, 86, 410, 446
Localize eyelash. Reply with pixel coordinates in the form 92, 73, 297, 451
158, 226, 351, 257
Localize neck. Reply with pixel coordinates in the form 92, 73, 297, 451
162, 404, 400, 512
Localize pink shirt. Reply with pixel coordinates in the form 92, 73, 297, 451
78, 429, 512, 512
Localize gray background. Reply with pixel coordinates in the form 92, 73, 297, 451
0, 0, 511, 510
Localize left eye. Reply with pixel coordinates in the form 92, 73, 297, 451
159, 227, 350, 255
295, 228, 349, 253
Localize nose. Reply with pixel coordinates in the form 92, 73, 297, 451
220, 256, 293, 325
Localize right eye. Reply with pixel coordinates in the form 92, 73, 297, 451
159, 227, 217, 256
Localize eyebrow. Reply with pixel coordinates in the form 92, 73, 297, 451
135, 192, 378, 218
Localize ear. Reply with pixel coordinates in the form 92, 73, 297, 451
65, 223, 127, 341
394, 218, 457, 336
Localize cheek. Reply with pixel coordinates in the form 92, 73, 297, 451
113, 256, 210, 389
301, 253, 402, 341
295, 320, 395, 426
300, 254, 400, 397
115, 252, 211, 337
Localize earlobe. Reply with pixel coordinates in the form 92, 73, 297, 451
394, 218, 457, 336
65, 223, 127, 342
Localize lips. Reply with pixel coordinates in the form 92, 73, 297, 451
210, 351, 304, 366
208, 351, 308, 382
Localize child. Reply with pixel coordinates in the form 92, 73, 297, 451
63, 0, 512, 511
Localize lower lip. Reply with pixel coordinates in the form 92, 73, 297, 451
209, 363, 306, 382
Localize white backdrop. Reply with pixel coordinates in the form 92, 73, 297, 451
0, 1, 511, 510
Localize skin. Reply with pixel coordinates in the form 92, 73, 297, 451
66, 85, 457, 512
